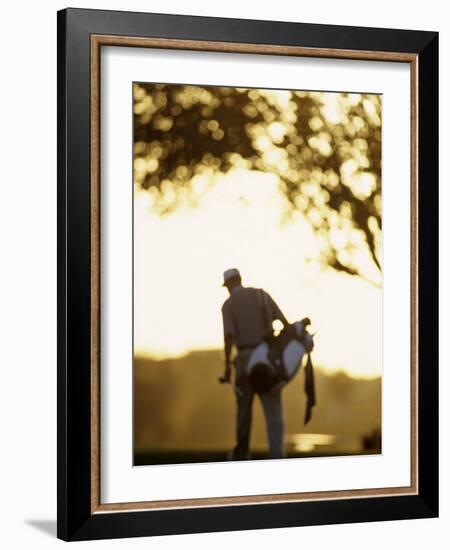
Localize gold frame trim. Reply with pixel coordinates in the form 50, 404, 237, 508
90, 35, 419, 514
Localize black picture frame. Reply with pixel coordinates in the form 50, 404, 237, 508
57, 7, 438, 541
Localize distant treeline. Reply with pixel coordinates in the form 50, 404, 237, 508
134, 349, 381, 457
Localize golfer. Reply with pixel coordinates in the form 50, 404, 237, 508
220, 268, 288, 460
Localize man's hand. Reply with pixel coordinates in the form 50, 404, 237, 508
219, 362, 232, 384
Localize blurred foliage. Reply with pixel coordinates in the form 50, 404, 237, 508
134, 84, 382, 283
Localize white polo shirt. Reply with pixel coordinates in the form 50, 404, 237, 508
221, 286, 286, 349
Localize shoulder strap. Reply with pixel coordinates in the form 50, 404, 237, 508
257, 289, 272, 339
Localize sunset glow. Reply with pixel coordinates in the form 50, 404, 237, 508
134, 169, 381, 379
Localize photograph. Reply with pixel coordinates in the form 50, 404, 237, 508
133, 82, 383, 466
54, 6, 438, 542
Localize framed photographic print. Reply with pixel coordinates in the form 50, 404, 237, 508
57, 8, 438, 541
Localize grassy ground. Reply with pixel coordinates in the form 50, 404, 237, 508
134, 349, 382, 465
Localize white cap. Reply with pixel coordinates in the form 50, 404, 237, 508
222, 268, 241, 286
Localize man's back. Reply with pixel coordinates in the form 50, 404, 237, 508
221, 286, 286, 349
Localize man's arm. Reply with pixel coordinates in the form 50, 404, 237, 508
224, 333, 234, 366
266, 291, 289, 326
220, 302, 236, 384
219, 334, 234, 383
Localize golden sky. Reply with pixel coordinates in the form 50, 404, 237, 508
134, 168, 381, 379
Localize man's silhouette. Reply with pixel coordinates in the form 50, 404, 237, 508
220, 268, 288, 460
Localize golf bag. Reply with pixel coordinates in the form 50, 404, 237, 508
245, 290, 316, 424
246, 320, 314, 392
